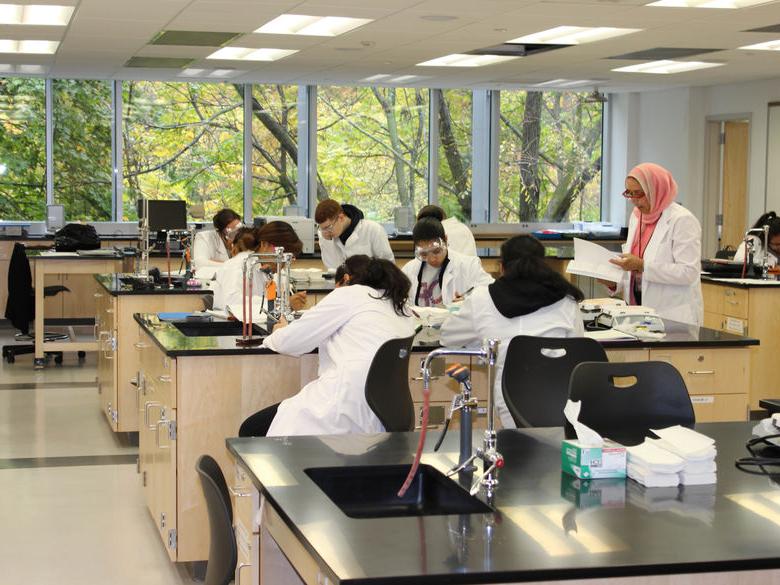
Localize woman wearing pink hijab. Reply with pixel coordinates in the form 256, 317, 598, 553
605, 162, 703, 326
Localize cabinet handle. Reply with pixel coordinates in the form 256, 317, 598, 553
726, 300, 739, 305
157, 375, 171, 383
93, 292, 103, 298
144, 401, 161, 429
105, 308, 114, 314
134, 342, 148, 349
155, 420, 171, 449
687, 370, 715, 375
229, 485, 252, 498
235, 563, 251, 585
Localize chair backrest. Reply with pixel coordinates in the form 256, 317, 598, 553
567, 361, 695, 445
195, 455, 237, 585
364, 334, 416, 432
4, 243, 33, 333
502, 335, 608, 428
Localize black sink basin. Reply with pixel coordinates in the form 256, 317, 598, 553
172, 320, 266, 337
304, 464, 492, 519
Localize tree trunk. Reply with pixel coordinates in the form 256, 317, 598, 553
519, 91, 542, 221
437, 91, 471, 217
372, 87, 410, 207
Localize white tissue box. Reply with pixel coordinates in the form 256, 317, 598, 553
562, 439, 627, 479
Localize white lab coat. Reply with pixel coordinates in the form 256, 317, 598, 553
402, 250, 494, 306
733, 237, 778, 267
318, 219, 394, 269
263, 284, 416, 436
440, 286, 584, 429
442, 217, 477, 257
192, 230, 230, 277
618, 203, 703, 326
212, 251, 254, 310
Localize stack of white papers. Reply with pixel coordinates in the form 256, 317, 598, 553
626, 441, 685, 487
566, 238, 624, 283
628, 426, 717, 487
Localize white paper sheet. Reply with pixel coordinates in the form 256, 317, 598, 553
584, 329, 637, 341
566, 238, 624, 282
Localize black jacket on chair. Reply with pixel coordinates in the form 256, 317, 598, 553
4, 243, 34, 334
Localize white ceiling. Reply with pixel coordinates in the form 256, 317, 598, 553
2, 0, 780, 91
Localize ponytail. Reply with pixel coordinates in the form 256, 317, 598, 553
501, 235, 584, 302
753, 211, 778, 229
343, 256, 411, 315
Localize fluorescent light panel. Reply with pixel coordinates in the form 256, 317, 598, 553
0, 39, 58, 54
646, 0, 773, 7
612, 59, 723, 73
417, 53, 518, 67
255, 14, 372, 36
739, 40, 780, 50
362, 73, 428, 83
180, 68, 243, 78
0, 63, 46, 73
206, 47, 298, 61
509, 26, 641, 45
533, 78, 598, 87
0, 4, 74, 26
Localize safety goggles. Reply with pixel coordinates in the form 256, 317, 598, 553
223, 223, 243, 241
415, 239, 447, 262
319, 218, 339, 235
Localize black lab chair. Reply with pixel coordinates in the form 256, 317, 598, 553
502, 336, 608, 428
567, 360, 695, 445
365, 334, 416, 432
196, 455, 237, 585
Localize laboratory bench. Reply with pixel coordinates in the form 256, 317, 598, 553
226, 422, 780, 585
701, 275, 780, 411
132, 312, 756, 565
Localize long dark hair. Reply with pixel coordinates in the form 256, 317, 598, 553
340, 255, 410, 316
501, 235, 584, 302
256, 221, 303, 257
751, 212, 780, 240
213, 208, 241, 231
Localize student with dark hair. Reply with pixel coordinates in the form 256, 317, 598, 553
440, 235, 584, 428
417, 204, 477, 256
733, 211, 780, 267
314, 199, 394, 269
192, 208, 242, 275
240, 256, 414, 437
402, 217, 492, 306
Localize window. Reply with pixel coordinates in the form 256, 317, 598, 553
436, 89, 472, 223
122, 81, 243, 221
53, 80, 112, 221
317, 86, 429, 222
251, 85, 298, 217
0, 78, 46, 220
498, 91, 603, 222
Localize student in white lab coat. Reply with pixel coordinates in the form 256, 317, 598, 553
604, 162, 703, 326
212, 223, 306, 311
733, 211, 780, 267
315, 199, 394, 269
417, 204, 477, 257
192, 208, 241, 276
402, 217, 493, 306
239, 256, 416, 437
440, 235, 585, 429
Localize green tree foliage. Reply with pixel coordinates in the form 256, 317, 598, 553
437, 89, 472, 223
0, 78, 45, 220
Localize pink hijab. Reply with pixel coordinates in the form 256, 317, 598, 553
628, 162, 678, 258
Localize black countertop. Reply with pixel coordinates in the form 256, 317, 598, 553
227, 423, 780, 584
95, 273, 211, 296
135, 311, 756, 359
701, 275, 780, 288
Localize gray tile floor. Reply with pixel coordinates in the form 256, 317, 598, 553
0, 327, 193, 584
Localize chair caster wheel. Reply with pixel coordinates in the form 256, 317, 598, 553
78, 351, 86, 363
54, 355, 63, 365
34, 358, 45, 369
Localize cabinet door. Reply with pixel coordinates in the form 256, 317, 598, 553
63, 274, 101, 318
155, 406, 178, 562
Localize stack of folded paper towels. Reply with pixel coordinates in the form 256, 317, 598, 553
626, 425, 717, 487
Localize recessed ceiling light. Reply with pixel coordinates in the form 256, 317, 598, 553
611, 59, 723, 73
533, 79, 598, 87
0, 4, 74, 26
508, 26, 641, 45
206, 47, 298, 61
362, 73, 429, 83
417, 53, 519, 67
646, 0, 772, 7
0, 39, 58, 54
255, 14, 372, 36
179, 68, 243, 78
739, 39, 780, 50
0, 63, 46, 74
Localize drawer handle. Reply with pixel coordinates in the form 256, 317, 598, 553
155, 419, 171, 449
157, 375, 171, 383
726, 300, 739, 305
134, 342, 148, 349
235, 563, 251, 585
93, 292, 103, 298
687, 370, 715, 375
144, 401, 161, 429
229, 485, 252, 498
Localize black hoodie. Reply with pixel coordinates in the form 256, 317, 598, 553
488, 276, 569, 319
339, 204, 364, 245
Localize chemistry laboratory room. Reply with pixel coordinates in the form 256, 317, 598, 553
6, 2, 780, 585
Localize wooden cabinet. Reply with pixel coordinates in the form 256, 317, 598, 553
95, 284, 118, 428
231, 463, 260, 585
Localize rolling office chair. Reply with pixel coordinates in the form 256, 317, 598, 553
501, 335, 608, 428
566, 360, 696, 446
364, 334, 416, 432
196, 455, 237, 585
3, 243, 72, 364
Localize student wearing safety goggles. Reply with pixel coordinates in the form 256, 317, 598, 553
315, 199, 394, 269
192, 208, 242, 278
401, 217, 493, 307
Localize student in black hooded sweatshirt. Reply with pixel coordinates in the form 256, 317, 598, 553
440, 235, 585, 429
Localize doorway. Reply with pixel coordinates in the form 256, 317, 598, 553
702, 117, 750, 257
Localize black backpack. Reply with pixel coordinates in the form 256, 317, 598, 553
54, 223, 101, 252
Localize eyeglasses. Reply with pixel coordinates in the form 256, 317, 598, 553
415, 239, 447, 261
319, 218, 338, 234
622, 189, 646, 199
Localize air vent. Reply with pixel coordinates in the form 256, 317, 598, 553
744, 24, 780, 33
125, 57, 194, 68
150, 30, 241, 47
608, 47, 720, 60
468, 43, 569, 57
